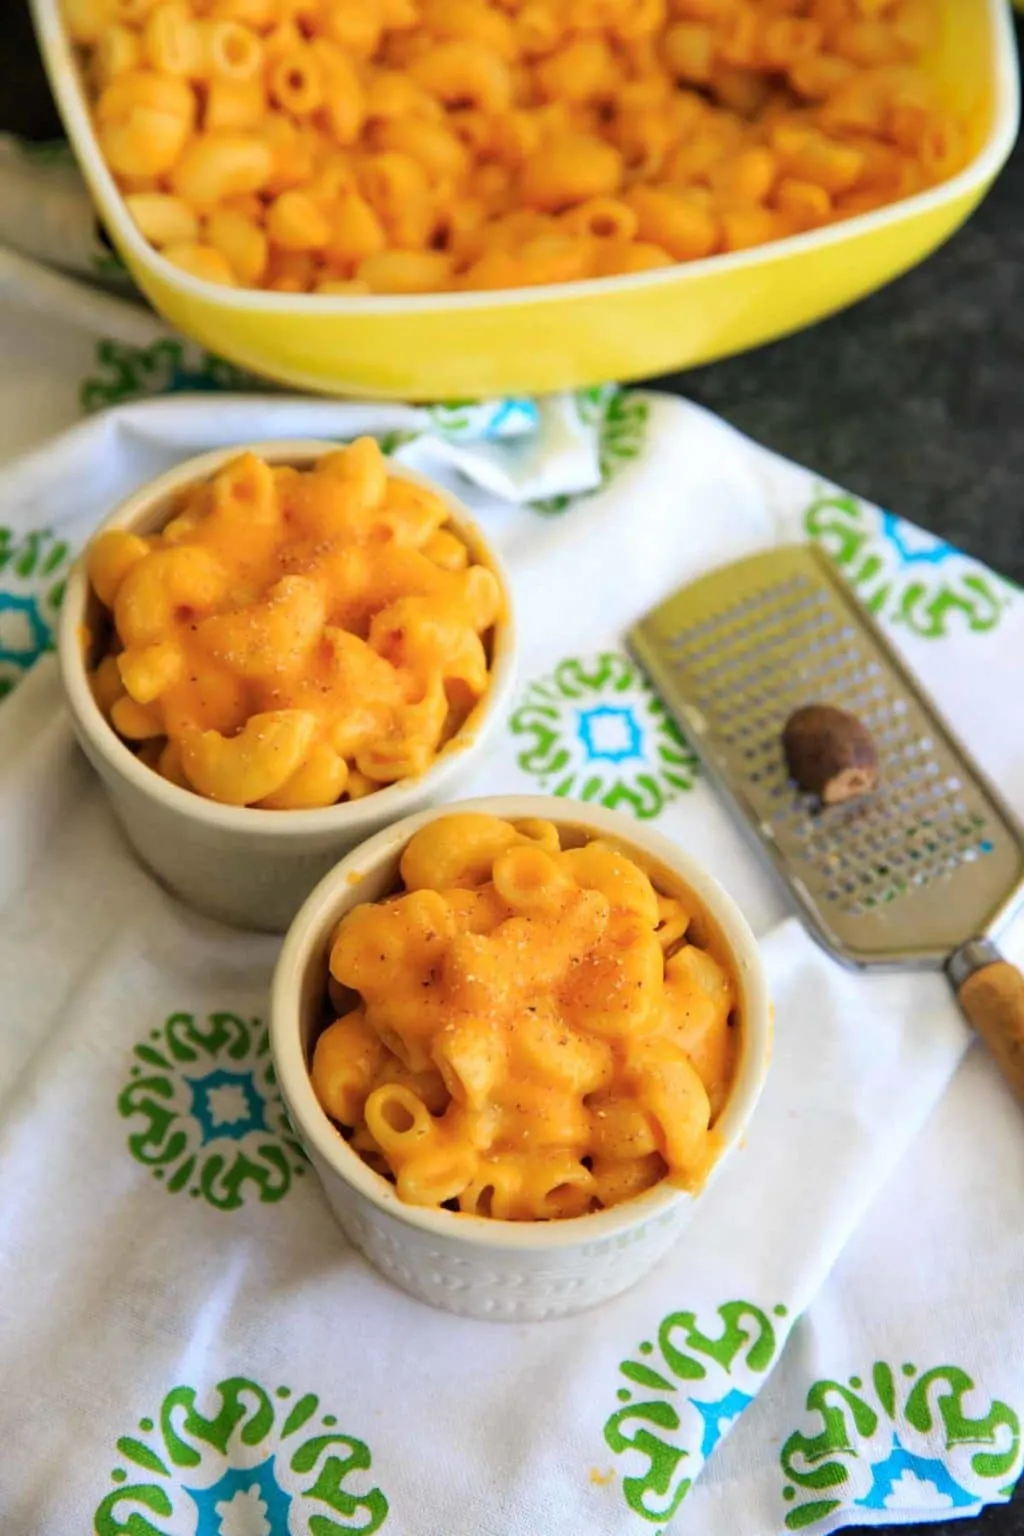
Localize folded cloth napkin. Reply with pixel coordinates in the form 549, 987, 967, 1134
0, 378, 1021, 1536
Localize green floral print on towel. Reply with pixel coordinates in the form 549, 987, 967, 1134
805, 489, 1014, 639
781, 1359, 1022, 1529
0, 525, 71, 697
509, 651, 698, 819
80, 337, 262, 412
604, 1299, 786, 1527
118, 1009, 306, 1211
94, 1376, 389, 1535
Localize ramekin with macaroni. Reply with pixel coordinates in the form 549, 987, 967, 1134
58, 441, 516, 931
271, 796, 771, 1321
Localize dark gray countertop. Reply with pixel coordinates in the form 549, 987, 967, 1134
3, 5, 1023, 1531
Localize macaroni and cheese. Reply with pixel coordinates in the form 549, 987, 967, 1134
66, 0, 967, 295
85, 442, 500, 808
311, 813, 740, 1219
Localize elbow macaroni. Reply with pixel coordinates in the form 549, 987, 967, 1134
311, 814, 741, 1220
85, 444, 499, 808
68, 0, 967, 294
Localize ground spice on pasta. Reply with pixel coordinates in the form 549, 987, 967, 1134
85, 441, 499, 807
311, 813, 741, 1218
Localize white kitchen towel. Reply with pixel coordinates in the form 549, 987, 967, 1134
0, 375, 1021, 1536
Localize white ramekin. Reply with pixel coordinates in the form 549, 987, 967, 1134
57, 442, 516, 932
271, 795, 771, 1321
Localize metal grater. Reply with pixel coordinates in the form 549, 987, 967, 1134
628, 544, 1024, 974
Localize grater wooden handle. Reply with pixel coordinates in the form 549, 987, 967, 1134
955, 956, 1024, 1106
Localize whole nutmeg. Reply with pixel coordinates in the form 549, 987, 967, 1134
782, 704, 879, 805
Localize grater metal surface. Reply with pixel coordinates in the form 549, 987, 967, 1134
629, 544, 1024, 972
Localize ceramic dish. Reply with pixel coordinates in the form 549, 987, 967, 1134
270, 795, 772, 1321
30, 0, 1019, 400
57, 442, 516, 932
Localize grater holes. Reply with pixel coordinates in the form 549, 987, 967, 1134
709, 656, 870, 715
790, 654, 854, 687
777, 767, 997, 913
666, 620, 1003, 908
667, 581, 841, 667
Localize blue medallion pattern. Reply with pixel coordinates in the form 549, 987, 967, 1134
94, 1379, 389, 1535
509, 651, 698, 820
117, 1010, 305, 1211
780, 1361, 1023, 1529
804, 488, 1014, 639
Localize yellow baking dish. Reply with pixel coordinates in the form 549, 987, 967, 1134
31, 0, 1019, 402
